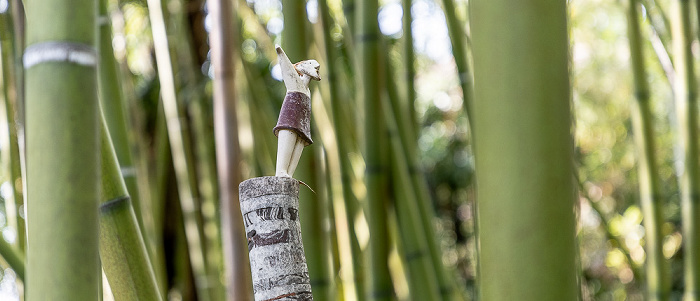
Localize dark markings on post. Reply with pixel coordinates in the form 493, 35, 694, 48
244, 206, 290, 226
253, 272, 311, 293
247, 229, 290, 251
288, 208, 298, 221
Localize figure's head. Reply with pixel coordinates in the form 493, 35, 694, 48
294, 60, 321, 81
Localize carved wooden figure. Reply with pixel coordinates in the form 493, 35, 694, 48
273, 45, 321, 178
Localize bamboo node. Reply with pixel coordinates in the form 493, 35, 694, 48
23, 41, 97, 68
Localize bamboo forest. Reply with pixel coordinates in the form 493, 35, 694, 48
0, 0, 698, 300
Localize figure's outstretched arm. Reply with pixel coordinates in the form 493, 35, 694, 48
276, 45, 306, 94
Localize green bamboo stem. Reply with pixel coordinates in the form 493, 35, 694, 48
626, 1, 669, 299
358, 0, 393, 299
99, 113, 162, 301
0, 236, 23, 281
382, 93, 440, 301
208, 0, 254, 299
402, 0, 418, 137
385, 48, 459, 300
282, 2, 335, 299
471, 1, 578, 300
441, 0, 473, 129
672, 0, 700, 299
97, 0, 149, 252
25, 0, 100, 299
318, 0, 365, 299
0, 3, 24, 253
145, 0, 213, 299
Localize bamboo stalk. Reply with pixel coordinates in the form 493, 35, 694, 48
382, 90, 440, 301
208, 0, 254, 299
671, 0, 700, 300
358, 0, 393, 299
0, 235, 23, 281
98, 112, 162, 301
441, 0, 473, 129
317, 0, 365, 299
0, 0, 24, 252
626, 1, 669, 299
97, 0, 149, 251
25, 0, 100, 298
471, 1, 578, 300
401, 0, 418, 136
145, 0, 213, 298
385, 45, 460, 300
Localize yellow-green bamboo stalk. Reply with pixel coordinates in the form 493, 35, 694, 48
441, 0, 473, 128
145, 0, 213, 299
97, 0, 146, 237
318, 0, 365, 299
385, 46, 460, 300
25, 0, 100, 299
382, 90, 440, 301
358, 0, 393, 299
672, 1, 700, 300
471, 1, 578, 300
0, 9, 24, 252
208, 0, 254, 299
0, 236, 23, 281
626, 1, 669, 299
99, 112, 162, 301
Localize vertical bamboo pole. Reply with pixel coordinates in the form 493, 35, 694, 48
0, 6, 24, 252
672, 1, 700, 299
441, 0, 473, 128
626, 1, 670, 299
358, 0, 393, 299
401, 0, 418, 135
471, 1, 578, 300
99, 112, 162, 301
97, 0, 145, 236
381, 91, 440, 301
282, 2, 335, 299
208, 0, 254, 299
318, 0, 364, 299
146, 0, 213, 299
25, 0, 100, 299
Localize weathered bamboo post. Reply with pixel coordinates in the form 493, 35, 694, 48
239, 177, 312, 300
238, 45, 319, 301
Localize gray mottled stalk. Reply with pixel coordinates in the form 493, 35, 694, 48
25, 0, 100, 299
239, 176, 313, 300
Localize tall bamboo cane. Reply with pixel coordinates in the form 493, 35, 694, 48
25, 0, 100, 299
626, 0, 669, 299
318, 0, 365, 299
0, 6, 24, 252
671, 0, 700, 299
471, 1, 578, 300
358, 0, 393, 299
97, 0, 148, 250
208, 0, 254, 299
441, 0, 473, 129
145, 0, 214, 299
99, 111, 162, 301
